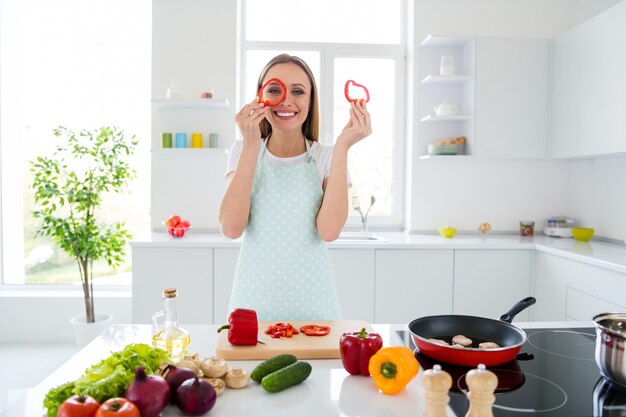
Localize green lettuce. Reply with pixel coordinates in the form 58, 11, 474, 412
43, 343, 170, 417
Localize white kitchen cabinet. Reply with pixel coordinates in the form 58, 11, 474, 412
417, 35, 476, 159
551, 1, 626, 158
132, 247, 213, 325
475, 38, 549, 159
453, 250, 532, 320
533, 252, 626, 321
328, 249, 375, 323
374, 250, 454, 323
213, 248, 240, 325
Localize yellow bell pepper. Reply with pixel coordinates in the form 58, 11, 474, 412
368, 346, 419, 394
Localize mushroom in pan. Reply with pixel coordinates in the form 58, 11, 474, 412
479, 342, 501, 349
452, 335, 473, 347
428, 338, 449, 346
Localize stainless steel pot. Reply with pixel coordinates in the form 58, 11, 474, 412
594, 312, 626, 388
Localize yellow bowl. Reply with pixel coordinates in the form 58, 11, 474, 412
439, 227, 457, 238
572, 227, 594, 242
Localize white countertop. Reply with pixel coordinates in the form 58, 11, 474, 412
131, 232, 626, 274
4, 321, 594, 417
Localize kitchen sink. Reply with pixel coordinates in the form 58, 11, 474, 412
335, 233, 387, 243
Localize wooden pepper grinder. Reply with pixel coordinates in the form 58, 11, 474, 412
465, 364, 498, 417
422, 364, 452, 417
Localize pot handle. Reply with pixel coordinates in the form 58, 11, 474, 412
499, 297, 536, 323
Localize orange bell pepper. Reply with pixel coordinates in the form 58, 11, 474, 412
368, 346, 419, 394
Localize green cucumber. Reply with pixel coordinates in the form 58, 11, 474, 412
251, 354, 297, 383
261, 361, 312, 393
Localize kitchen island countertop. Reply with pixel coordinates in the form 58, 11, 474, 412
131, 232, 626, 274
4, 321, 595, 417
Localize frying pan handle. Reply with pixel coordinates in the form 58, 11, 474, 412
499, 297, 536, 323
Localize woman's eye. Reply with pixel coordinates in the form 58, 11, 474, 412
268, 87, 283, 95
292, 89, 304, 96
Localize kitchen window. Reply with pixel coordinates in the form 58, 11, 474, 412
0, 0, 151, 286
241, 0, 407, 228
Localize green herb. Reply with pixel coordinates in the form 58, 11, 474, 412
43, 343, 169, 417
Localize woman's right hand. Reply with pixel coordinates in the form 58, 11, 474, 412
234, 98, 269, 145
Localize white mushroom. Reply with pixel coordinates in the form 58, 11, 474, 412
452, 335, 473, 347
479, 342, 501, 349
203, 377, 225, 396
200, 356, 228, 378
225, 367, 250, 389
428, 338, 449, 346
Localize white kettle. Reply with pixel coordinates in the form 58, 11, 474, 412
433, 102, 458, 117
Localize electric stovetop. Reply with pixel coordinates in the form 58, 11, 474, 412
396, 327, 626, 416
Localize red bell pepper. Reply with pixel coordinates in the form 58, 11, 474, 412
258, 77, 287, 107
344, 80, 370, 104
217, 308, 258, 346
340, 328, 383, 376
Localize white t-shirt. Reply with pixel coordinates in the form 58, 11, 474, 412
225, 139, 351, 186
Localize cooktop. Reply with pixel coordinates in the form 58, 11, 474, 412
395, 327, 626, 416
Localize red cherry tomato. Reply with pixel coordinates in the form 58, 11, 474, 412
179, 220, 191, 228
165, 214, 181, 228
95, 398, 140, 417
57, 394, 100, 417
300, 324, 331, 336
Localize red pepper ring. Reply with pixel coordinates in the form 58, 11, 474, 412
258, 77, 287, 107
344, 79, 370, 104
300, 324, 331, 336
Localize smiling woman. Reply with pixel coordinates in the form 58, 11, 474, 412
0, 0, 151, 286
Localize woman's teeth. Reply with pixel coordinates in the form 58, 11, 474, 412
275, 111, 296, 117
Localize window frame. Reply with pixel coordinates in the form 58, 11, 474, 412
239, 0, 407, 229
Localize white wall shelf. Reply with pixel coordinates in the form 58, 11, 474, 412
419, 154, 474, 160
420, 74, 473, 84
420, 34, 474, 47
420, 115, 472, 123
151, 98, 230, 109
151, 148, 229, 155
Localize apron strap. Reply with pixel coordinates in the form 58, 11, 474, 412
304, 137, 315, 163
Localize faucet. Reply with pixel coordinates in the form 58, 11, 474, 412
352, 195, 376, 233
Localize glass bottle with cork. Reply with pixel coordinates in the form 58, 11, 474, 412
151, 287, 190, 359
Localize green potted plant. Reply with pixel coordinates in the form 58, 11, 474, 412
30, 126, 137, 345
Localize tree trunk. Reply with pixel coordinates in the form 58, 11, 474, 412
80, 257, 95, 323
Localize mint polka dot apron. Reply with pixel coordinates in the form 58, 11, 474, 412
228, 137, 342, 321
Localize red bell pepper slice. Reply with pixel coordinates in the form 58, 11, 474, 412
258, 77, 287, 107
340, 328, 383, 376
217, 308, 258, 345
300, 324, 331, 336
344, 80, 370, 104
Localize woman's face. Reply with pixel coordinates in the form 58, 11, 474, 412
262, 63, 312, 135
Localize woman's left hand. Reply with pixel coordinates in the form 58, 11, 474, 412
337, 100, 372, 149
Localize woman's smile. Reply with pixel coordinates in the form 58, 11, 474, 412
272, 108, 298, 120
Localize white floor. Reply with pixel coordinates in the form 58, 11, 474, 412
0, 343, 77, 416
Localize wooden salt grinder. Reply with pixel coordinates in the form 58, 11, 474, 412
422, 364, 452, 417
465, 363, 498, 417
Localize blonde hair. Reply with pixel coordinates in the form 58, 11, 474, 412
257, 54, 320, 141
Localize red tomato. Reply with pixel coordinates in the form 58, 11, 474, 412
165, 214, 181, 227
57, 394, 100, 417
173, 226, 186, 237
95, 398, 140, 417
179, 220, 191, 228
300, 324, 331, 336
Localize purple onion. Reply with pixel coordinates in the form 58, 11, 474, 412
124, 366, 170, 417
162, 364, 197, 403
176, 377, 217, 416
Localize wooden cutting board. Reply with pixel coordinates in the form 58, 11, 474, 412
215, 320, 374, 360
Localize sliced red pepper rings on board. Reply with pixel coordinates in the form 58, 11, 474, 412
300, 324, 331, 337
258, 78, 287, 107
264, 323, 299, 338
340, 327, 383, 376
344, 79, 370, 104
217, 308, 259, 346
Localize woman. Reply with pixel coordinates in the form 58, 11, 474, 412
219, 54, 372, 320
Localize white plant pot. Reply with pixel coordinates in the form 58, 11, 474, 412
70, 312, 113, 348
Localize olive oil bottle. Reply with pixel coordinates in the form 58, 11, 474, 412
151, 287, 190, 359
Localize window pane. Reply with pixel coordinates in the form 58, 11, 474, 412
245, 0, 401, 44
1, 0, 151, 285
245, 51, 320, 103
334, 58, 396, 216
